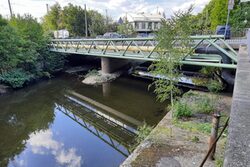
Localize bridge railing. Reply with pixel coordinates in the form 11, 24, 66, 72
49, 35, 237, 69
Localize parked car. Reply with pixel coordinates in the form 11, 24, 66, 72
136, 33, 149, 38
216, 25, 231, 39
120, 34, 128, 38
103, 32, 121, 38
96, 35, 103, 39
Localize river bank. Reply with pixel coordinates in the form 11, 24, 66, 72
121, 91, 231, 167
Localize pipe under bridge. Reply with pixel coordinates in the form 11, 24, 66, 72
49, 35, 238, 71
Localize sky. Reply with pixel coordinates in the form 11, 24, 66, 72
0, 0, 211, 21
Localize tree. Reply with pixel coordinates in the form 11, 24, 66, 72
0, 15, 65, 88
42, 2, 62, 31
230, 0, 250, 29
88, 10, 106, 36
210, 0, 228, 30
61, 3, 88, 36
117, 19, 135, 35
149, 7, 193, 107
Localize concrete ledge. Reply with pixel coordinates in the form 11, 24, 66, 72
224, 46, 250, 167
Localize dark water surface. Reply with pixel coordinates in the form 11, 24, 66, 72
0, 75, 167, 167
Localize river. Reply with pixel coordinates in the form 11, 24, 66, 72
0, 75, 168, 167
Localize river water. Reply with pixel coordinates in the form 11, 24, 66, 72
0, 75, 167, 167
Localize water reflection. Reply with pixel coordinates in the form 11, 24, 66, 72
9, 129, 82, 167
56, 91, 138, 157
102, 82, 111, 97
0, 76, 167, 167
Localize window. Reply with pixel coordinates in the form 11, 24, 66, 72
141, 22, 146, 29
135, 22, 140, 29
148, 22, 152, 30
154, 22, 158, 30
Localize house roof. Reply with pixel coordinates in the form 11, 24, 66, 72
126, 12, 165, 22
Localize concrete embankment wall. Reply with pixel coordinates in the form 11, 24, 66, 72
224, 40, 250, 166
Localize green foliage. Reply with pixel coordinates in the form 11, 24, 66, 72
207, 79, 224, 93
215, 158, 224, 167
230, 1, 250, 29
117, 21, 134, 35
0, 14, 65, 88
182, 91, 215, 114
149, 7, 193, 106
42, 2, 62, 31
191, 136, 200, 143
173, 101, 192, 119
42, 3, 118, 37
61, 3, 88, 36
88, 10, 106, 36
0, 69, 33, 88
199, 97, 214, 114
174, 120, 212, 134
0, 15, 7, 27
136, 123, 153, 143
194, 0, 250, 31
210, 0, 228, 30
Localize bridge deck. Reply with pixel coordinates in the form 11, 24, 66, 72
224, 46, 250, 167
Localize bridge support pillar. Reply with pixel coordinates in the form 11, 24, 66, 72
101, 57, 112, 74
101, 57, 128, 74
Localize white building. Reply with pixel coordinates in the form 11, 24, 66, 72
126, 12, 165, 32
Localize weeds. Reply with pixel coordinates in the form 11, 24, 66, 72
136, 123, 153, 143
173, 101, 192, 119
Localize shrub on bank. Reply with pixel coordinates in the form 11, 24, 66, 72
0, 69, 33, 88
0, 15, 66, 89
173, 101, 192, 119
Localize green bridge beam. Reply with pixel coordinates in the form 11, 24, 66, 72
48, 35, 237, 69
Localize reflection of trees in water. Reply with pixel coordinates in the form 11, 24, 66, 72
0, 88, 56, 166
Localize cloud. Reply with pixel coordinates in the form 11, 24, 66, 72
0, 0, 211, 20
28, 129, 82, 167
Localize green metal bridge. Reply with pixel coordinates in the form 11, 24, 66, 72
49, 35, 238, 69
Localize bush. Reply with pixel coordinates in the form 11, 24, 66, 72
0, 69, 33, 88
207, 79, 224, 93
173, 101, 192, 119
199, 97, 214, 114
136, 123, 153, 143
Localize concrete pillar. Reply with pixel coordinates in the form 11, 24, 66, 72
101, 57, 129, 74
101, 57, 112, 74
247, 28, 250, 58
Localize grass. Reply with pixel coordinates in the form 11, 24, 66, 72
173, 120, 212, 134
182, 90, 216, 114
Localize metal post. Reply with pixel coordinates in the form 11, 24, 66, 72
208, 111, 221, 160
8, 0, 13, 18
84, 4, 88, 38
247, 29, 250, 59
224, 8, 230, 40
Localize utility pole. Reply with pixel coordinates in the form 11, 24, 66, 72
225, 0, 234, 39
8, 0, 13, 18
46, 4, 49, 14
84, 4, 88, 38
106, 9, 108, 25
